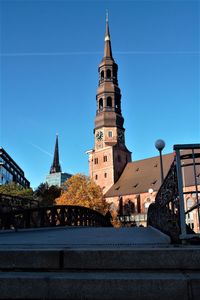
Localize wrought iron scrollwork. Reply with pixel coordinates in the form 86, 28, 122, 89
0, 205, 112, 230
147, 160, 181, 242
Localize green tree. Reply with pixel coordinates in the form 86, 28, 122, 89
34, 183, 61, 206
0, 182, 33, 198
55, 173, 109, 214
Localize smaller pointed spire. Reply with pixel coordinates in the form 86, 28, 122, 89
104, 11, 113, 58
50, 134, 62, 174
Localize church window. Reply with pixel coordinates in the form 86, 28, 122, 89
94, 158, 98, 164
108, 131, 112, 138
95, 174, 98, 180
101, 70, 104, 79
104, 173, 107, 178
124, 200, 135, 215
106, 69, 111, 78
99, 98, 103, 111
107, 97, 112, 107
103, 155, 107, 162
137, 195, 141, 213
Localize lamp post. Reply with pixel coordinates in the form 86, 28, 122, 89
155, 139, 165, 184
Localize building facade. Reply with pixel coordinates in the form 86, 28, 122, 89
105, 153, 174, 226
105, 150, 200, 231
87, 17, 131, 194
46, 135, 71, 187
0, 147, 30, 188
87, 19, 200, 231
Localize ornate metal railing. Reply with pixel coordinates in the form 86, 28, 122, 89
0, 205, 112, 230
147, 159, 181, 242
147, 144, 200, 243
0, 193, 39, 210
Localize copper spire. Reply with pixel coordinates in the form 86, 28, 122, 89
104, 11, 113, 58
50, 134, 62, 174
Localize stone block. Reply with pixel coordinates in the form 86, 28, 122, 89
63, 248, 200, 270
0, 250, 60, 270
0, 271, 189, 300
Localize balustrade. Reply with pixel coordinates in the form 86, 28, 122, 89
0, 205, 112, 230
147, 144, 200, 243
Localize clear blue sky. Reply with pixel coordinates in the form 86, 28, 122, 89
0, 0, 199, 189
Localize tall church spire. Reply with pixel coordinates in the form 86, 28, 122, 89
87, 17, 131, 194
95, 14, 123, 131
104, 12, 113, 59
50, 134, 62, 174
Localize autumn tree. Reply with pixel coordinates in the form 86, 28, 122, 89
55, 174, 109, 214
0, 182, 33, 198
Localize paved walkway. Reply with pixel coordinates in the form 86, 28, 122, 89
0, 226, 171, 249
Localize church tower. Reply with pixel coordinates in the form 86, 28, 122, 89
46, 135, 72, 187
87, 16, 132, 193
50, 134, 62, 174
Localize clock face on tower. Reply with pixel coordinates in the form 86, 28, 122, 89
96, 130, 103, 141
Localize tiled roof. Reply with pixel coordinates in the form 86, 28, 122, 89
105, 150, 200, 198
105, 153, 174, 197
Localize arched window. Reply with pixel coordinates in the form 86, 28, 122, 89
124, 200, 135, 215
99, 98, 103, 111
107, 97, 112, 107
106, 69, 111, 78
101, 70, 104, 79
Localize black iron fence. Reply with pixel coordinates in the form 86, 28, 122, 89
147, 144, 200, 243
0, 205, 112, 230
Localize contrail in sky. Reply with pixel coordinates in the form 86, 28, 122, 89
0, 51, 199, 57
0, 51, 101, 57
30, 143, 53, 157
30, 142, 66, 165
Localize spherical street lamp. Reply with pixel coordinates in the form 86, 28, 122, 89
155, 139, 165, 152
155, 139, 165, 184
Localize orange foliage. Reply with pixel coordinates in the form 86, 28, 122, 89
55, 174, 109, 214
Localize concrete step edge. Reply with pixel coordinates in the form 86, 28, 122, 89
0, 271, 199, 300
0, 248, 200, 270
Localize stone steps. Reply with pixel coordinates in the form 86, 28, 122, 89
0, 248, 200, 270
0, 227, 199, 299
0, 247, 200, 299
0, 270, 199, 300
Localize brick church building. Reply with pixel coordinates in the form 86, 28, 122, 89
87, 18, 200, 228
